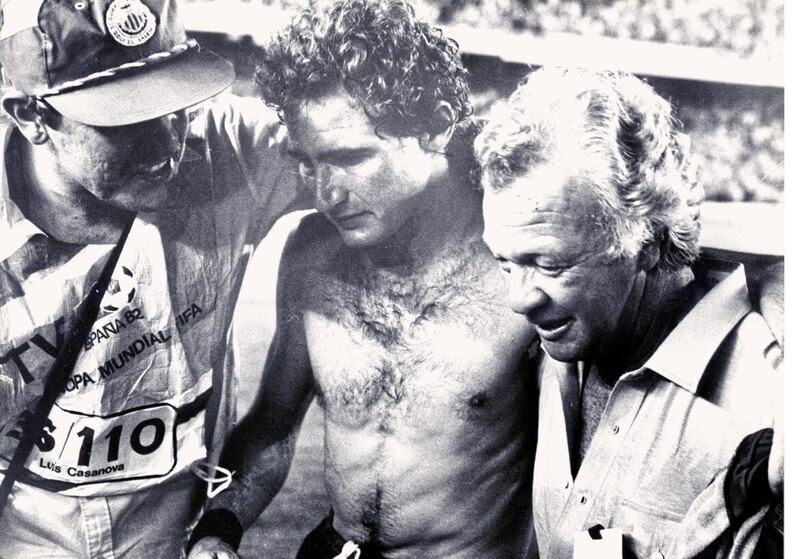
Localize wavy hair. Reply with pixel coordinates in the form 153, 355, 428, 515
256, 0, 472, 142
475, 67, 703, 270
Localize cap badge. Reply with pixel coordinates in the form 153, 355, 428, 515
105, 0, 157, 47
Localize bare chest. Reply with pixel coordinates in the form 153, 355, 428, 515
302, 258, 533, 427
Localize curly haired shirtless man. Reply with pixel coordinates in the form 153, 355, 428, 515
187, 1, 538, 557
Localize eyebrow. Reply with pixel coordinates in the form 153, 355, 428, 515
287, 146, 375, 163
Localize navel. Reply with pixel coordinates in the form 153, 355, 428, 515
468, 391, 488, 408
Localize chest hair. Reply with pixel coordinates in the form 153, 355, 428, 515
309, 238, 505, 347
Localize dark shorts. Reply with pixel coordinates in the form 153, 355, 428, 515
296, 512, 385, 559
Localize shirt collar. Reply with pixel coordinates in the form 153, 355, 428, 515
1, 124, 47, 263
643, 264, 751, 393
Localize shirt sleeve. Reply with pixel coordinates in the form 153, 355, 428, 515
666, 311, 782, 559
196, 94, 313, 244
668, 469, 772, 559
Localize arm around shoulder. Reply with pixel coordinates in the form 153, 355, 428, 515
199, 93, 313, 241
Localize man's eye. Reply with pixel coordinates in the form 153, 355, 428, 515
537, 262, 565, 275
495, 258, 512, 274
329, 152, 370, 168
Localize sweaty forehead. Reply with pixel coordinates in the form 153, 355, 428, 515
286, 89, 379, 151
488, 166, 602, 225
482, 167, 608, 255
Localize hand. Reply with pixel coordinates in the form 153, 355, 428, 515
723, 427, 775, 524
186, 537, 240, 559
768, 362, 783, 496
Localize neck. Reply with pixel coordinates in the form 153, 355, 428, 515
10, 132, 133, 244
362, 172, 483, 273
595, 265, 694, 381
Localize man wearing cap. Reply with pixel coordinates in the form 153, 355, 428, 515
0, 0, 305, 556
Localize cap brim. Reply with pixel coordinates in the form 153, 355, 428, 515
44, 48, 235, 127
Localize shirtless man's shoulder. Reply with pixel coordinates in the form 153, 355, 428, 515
276, 212, 344, 306
284, 212, 343, 270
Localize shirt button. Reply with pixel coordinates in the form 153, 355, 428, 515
580, 495, 587, 504
612, 425, 620, 434
564, 480, 571, 489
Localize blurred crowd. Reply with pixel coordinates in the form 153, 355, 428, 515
435, 0, 783, 58
680, 97, 783, 202
191, 0, 786, 202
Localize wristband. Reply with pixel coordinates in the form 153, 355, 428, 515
186, 508, 244, 554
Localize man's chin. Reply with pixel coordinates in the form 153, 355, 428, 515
117, 182, 186, 212
336, 226, 379, 249
117, 196, 168, 213
540, 340, 584, 364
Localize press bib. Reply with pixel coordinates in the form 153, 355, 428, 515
1, 402, 177, 484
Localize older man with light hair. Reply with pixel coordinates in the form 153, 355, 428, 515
476, 67, 782, 558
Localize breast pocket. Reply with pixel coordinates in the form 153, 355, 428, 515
612, 496, 683, 558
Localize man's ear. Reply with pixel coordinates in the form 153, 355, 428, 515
419, 101, 456, 153
637, 240, 660, 272
1, 90, 49, 145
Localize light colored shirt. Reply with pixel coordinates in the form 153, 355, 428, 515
0, 95, 307, 557
0, 94, 304, 498
531, 265, 780, 559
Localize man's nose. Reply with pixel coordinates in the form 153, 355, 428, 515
312, 164, 347, 212
143, 111, 187, 154
506, 267, 549, 316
